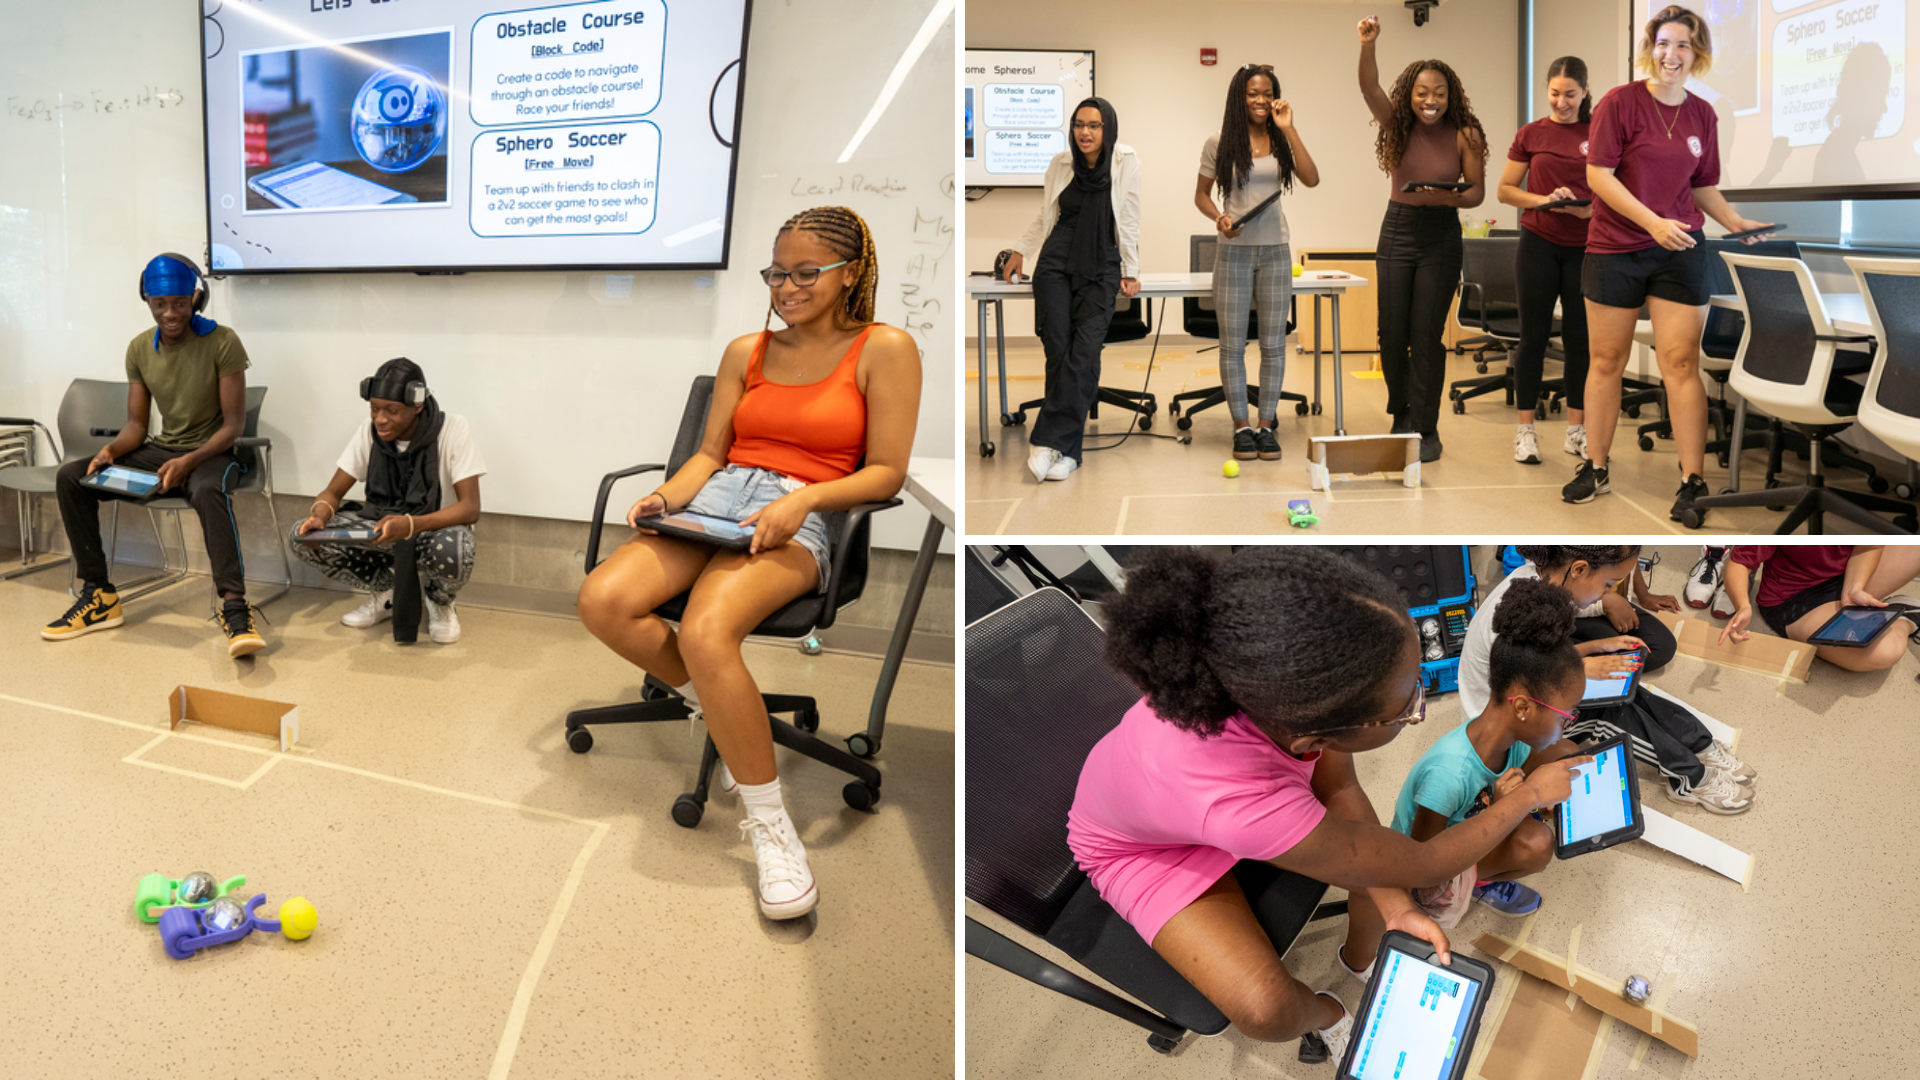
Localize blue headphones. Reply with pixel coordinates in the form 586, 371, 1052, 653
138, 253, 209, 314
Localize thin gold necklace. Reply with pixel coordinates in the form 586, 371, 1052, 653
1651, 81, 1682, 139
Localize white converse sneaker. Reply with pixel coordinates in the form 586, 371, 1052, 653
1664, 769, 1754, 815
1027, 446, 1061, 483
1045, 453, 1079, 481
1684, 548, 1724, 609
426, 599, 460, 644
1698, 740, 1756, 784
342, 590, 394, 628
1514, 426, 1541, 465
740, 811, 817, 919
1711, 584, 1736, 620
1564, 424, 1588, 459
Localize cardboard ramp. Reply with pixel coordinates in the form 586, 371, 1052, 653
170, 686, 300, 751
1307, 433, 1421, 490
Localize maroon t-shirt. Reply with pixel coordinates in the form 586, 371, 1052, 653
1585, 82, 1720, 254
1731, 545, 1853, 609
1508, 117, 1592, 248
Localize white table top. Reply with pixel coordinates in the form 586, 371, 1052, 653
1709, 291, 1871, 336
904, 458, 954, 529
966, 270, 1367, 299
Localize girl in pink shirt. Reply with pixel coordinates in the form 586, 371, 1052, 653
1067, 547, 1585, 1058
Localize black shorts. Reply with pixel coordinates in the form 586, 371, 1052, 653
1581, 233, 1710, 308
1758, 577, 1844, 636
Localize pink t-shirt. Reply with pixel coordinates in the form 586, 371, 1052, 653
1066, 699, 1328, 946
1507, 116, 1592, 248
1586, 82, 1720, 254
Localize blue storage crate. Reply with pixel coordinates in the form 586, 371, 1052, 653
1407, 547, 1476, 696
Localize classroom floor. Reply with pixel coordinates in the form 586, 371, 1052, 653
0, 566, 954, 1078
965, 546, 1920, 1080
965, 339, 1920, 536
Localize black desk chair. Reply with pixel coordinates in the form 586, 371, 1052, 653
1168, 234, 1310, 430
966, 587, 1341, 1056
564, 377, 899, 823
1006, 294, 1160, 432
1444, 235, 1577, 416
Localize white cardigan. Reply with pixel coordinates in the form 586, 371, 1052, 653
1013, 144, 1143, 280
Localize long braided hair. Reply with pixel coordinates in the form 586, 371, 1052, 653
1373, 58, 1489, 175
1215, 65, 1296, 198
768, 206, 878, 331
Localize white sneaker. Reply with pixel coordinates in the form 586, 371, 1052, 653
1684, 548, 1724, 609
1310, 991, 1352, 1062
1027, 446, 1062, 483
1045, 453, 1079, 481
740, 811, 817, 919
1711, 585, 1736, 620
426, 599, 460, 644
1697, 740, 1755, 784
1664, 769, 1754, 815
1336, 944, 1374, 983
341, 590, 394, 628
1564, 424, 1588, 459
1514, 426, 1541, 465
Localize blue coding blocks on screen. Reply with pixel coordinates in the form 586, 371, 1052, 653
1353, 951, 1479, 1080
1558, 744, 1633, 843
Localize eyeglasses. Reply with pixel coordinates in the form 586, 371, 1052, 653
1314, 682, 1427, 735
1508, 695, 1578, 723
1070, 120, 1104, 131
760, 260, 847, 288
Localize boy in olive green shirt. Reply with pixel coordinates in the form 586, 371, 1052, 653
47, 254, 266, 657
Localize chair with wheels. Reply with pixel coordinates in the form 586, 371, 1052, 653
0, 379, 158, 587
1445, 236, 1543, 413
563, 376, 900, 824
1678, 254, 1916, 533
1167, 234, 1309, 430
1848, 255, 1920, 510
965, 586, 1342, 1056
1006, 293, 1159, 432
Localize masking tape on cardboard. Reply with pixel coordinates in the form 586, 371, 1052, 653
1499, 908, 1540, 962
1630, 1032, 1652, 1070
1565, 924, 1581, 988
1580, 1017, 1616, 1080
1566, 988, 1580, 1010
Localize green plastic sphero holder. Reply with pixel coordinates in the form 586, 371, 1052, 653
135, 871, 248, 923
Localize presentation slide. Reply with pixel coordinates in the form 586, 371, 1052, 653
1352, 950, 1479, 1080
1630, 0, 1917, 198
1559, 743, 1633, 844
200, 0, 749, 271
963, 49, 1094, 187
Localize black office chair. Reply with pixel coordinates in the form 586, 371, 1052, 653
1167, 234, 1310, 430
1007, 294, 1159, 431
1446, 236, 1554, 414
564, 377, 900, 822
966, 586, 1341, 1056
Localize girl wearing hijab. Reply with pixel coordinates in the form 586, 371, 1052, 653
1001, 97, 1143, 483
291, 358, 486, 644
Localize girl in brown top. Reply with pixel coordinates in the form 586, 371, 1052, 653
1357, 15, 1488, 464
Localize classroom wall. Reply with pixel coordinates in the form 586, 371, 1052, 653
965, 0, 1524, 338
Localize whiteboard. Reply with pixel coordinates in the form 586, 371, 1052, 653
0, 0, 953, 552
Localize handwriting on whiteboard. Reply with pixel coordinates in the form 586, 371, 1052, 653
899, 199, 953, 353
6, 86, 189, 123
789, 172, 911, 199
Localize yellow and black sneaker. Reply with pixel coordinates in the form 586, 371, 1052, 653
42, 583, 124, 641
214, 598, 267, 658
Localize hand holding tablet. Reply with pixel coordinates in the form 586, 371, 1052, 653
1806, 605, 1909, 646
638, 511, 755, 551
1553, 735, 1645, 858
1337, 930, 1494, 1080
79, 465, 162, 498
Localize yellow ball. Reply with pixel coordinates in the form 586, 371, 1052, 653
1223, 460, 1240, 478
1292, 263, 1303, 277
279, 896, 318, 941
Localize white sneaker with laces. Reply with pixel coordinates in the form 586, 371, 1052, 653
1045, 453, 1079, 481
1336, 944, 1374, 982
426, 599, 460, 644
342, 590, 394, 628
1711, 585, 1736, 620
740, 811, 817, 919
1697, 740, 1755, 784
1665, 769, 1754, 815
1564, 424, 1587, 459
1514, 427, 1541, 465
1684, 548, 1724, 609
1311, 991, 1352, 1062
1027, 446, 1061, 483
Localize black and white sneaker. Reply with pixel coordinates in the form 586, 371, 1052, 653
1561, 460, 1610, 503
1684, 548, 1724, 609
1254, 427, 1282, 461
1671, 473, 1710, 523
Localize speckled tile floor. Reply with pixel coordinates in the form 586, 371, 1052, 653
0, 569, 953, 1078
965, 544, 1920, 1079
965, 341, 1920, 536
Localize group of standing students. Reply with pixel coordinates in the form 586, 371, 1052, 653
1004, 5, 1776, 525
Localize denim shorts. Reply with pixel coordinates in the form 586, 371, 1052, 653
683, 464, 830, 591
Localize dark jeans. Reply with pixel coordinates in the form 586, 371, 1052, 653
1515, 226, 1589, 413
1375, 203, 1463, 433
1031, 252, 1121, 462
1568, 609, 1706, 793
56, 443, 248, 598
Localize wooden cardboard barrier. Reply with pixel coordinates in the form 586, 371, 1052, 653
1474, 971, 1613, 1080
1472, 931, 1699, 1058
1654, 611, 1812, 682
1307, 433, 1421, 490
170, 686, 299, 751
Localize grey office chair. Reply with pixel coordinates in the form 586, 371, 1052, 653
1847, 256, 1920, 503
0, 379, 148, 586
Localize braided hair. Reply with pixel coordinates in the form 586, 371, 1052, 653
1374, 58, 1489, 175
1215, 65, 1296, 197
769, 205, 878, 330
1547, 56, 1593, 123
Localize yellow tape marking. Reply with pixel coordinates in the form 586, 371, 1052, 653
1580, 1017, 1616, 1080
1566, 924, 1582, 989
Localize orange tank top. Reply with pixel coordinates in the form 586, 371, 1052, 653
727, 326, 872, 485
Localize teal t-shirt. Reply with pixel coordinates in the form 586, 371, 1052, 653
1390, 722, 1531, 835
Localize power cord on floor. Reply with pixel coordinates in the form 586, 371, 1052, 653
1084, 297, 1191, 452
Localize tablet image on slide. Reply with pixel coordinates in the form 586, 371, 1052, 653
79, 466, 162, 498
1338, 930, 1493, 1080
1806, 605, 1908, 647
1554, 734, 1645, 859
247, 162, 421, 211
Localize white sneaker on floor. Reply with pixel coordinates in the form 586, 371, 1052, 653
1336, 944, 1374, 982
1514, 427, 1541, 465
1697, 740, 1756, 784
341, 590, 394, 628
1684, 548, 1724, 609
1045, 453, 1079, 481
1309, 992, 1352, 1063
1711, 585, 1736, 620
1027, 446, 1062, 483
1564, 424, 1588, 459
1665, 769, 1754, 815
426, 599, 460, 644
740, 811, 817, 919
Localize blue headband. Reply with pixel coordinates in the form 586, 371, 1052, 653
142, 255, 199, 298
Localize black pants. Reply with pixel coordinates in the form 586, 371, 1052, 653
1514, 226, 1589, 413
1568, 610, 1706, 793
1375, 202, 1463, 433
1031, 253, 1121, 461
56, 443, 247, 598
